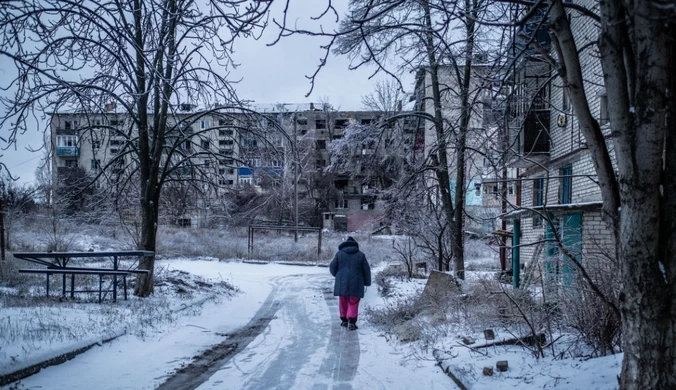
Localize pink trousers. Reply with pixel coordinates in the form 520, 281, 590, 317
339, 296, 361, 319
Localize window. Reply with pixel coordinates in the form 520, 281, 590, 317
109, 119, 120, 126
65, 159, 77, 168
334, 119, 349, 128
219, 168, 225, 175
64, 120, 78, 130
361, 199, 375, 210
296, 118, 308, 126
316, 140, 326, 149
599, 94, 609, 126
219, 129, 233, 137
219, 140, 234, 147
533, 177, 544, 227
335, 199, 348, 209
559, 166, 572, 204
57, 135, 78, 147
249, 159, 260, 167
204, 159, 211, 168
315, 120, 326, 129
483, 183, 498, 195
201, 119, 211, 129
110, 148, 119, 155
227, 169, 235, 175
90, 159, 101, 171
109, 139, 121, 146
219, 149, 233, 155
508, 183, 514, 195
93, 119, 103, 127
241, 137, 257, 147
219, 119, 234, 126
360, 119, 373, 125
181, 141, 191, 151
202, 140, 210, 150
316, 159, 326, 168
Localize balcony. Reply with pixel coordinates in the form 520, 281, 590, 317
522, 110, 550, 156
56, 146, 80, 157
55, 127, 77, 136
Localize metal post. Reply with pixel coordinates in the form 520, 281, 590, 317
293, 113, 299, 242
318, 229, 322, 256
500, 166, 508, 271
512, 219, 521, 288
113, 255, 118, 302
0, 197, 5, 261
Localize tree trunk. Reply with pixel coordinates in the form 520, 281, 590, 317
550, 0, 676, 387
422, 0, 456, 271
135, 193, 158, 297
608, 1, 676, 386
451, 0, 478, 280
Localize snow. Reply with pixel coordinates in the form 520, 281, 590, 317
1, 256, 622, 389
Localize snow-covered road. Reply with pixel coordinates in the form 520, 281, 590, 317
4, 260, 453, 390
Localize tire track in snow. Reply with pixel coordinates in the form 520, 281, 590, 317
155, 278, 284, 390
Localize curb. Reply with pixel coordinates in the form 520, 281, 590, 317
0, 329, 127, 386
432, 349, 470, 390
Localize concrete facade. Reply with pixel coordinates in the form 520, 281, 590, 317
49, 103, 414, 231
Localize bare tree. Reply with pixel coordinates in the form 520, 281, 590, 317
325, 0, 494, 279
0, 0, 273, 296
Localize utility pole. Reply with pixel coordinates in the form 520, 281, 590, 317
293, 113, 299, 242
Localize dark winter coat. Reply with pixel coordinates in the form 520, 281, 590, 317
330, 237, 371, 298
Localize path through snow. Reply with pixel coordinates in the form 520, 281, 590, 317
2, 261, 453, 390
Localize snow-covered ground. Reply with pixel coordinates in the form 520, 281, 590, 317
0, 229, 623, 389
1, 259, 451, 389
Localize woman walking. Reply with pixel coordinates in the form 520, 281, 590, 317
330, 236, 371, 330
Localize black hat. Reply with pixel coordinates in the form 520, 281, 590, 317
346, 236, 356, 242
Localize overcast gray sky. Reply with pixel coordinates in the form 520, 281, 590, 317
0, 1, 414, 185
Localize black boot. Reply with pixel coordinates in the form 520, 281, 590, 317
340, 317, 348, 327
348, 318, 358, 330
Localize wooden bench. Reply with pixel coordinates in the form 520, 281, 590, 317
19, 268, 150, 303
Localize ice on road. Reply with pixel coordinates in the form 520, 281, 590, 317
3, 261, 452, 390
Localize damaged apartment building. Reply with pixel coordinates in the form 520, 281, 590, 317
49, 102, 416, 231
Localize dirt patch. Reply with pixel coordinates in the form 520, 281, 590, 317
155, 302, 280, 390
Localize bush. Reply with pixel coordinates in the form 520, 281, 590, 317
374, 265, 409, 297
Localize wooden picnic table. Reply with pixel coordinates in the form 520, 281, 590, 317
13, 251, 154, 303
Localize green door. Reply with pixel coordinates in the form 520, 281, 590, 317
545, 212, 582, 287
561, 213, 582, 285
